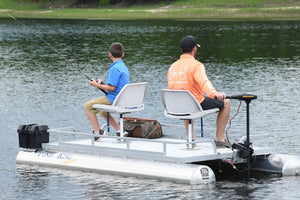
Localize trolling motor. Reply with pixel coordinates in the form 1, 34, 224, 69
228, 94, 257, 156
227, 93, 257, 180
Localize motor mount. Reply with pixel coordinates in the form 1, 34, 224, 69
232, 142, 254, 159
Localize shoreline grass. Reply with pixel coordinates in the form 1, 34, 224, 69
0, 0, 300, 20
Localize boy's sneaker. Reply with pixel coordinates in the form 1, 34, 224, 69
214, 140, 231, 148
186, 139, 196, 148
93, 129, 104, 141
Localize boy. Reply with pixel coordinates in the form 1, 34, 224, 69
84, 42, 129, 140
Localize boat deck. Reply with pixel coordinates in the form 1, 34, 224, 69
42, 133, 273, 164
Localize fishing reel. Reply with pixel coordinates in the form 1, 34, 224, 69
96, 79, 105, 85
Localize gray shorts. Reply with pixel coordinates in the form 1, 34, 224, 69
200, 97, 224, 111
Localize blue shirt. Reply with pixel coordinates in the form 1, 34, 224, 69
105, 59, 130, 103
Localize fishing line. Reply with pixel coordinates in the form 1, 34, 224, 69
7, 13, 107, 94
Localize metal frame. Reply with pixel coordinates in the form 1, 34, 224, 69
43, 128, 272, 164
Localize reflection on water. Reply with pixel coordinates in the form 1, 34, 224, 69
1, 19, 299, 199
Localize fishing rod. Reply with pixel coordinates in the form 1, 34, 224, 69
7, 13, 107, 95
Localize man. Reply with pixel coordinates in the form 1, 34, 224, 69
167, 36, 230, 148
84, 42, 129, 140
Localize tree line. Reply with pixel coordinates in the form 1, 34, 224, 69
26, 0, 173, 8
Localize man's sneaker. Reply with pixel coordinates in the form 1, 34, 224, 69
214, 140, 231, 148
93, 129, 104, 141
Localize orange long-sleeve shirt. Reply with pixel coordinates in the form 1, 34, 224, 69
167, 54, 217, 103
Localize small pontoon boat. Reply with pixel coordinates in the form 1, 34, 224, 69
16, 83, 300, 184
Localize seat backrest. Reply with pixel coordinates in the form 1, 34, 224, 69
161, 89, 203, 115
113, 82, 148, 108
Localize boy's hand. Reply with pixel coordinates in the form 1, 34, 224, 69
88, 79, 108, 95
89, 79, 98, 87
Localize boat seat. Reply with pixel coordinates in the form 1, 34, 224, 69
93, 82, 148, 138
161, 89, 219, 147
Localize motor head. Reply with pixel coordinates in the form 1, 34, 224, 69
227, 93, 257, 103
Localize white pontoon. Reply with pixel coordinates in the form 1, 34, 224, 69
16, 82, 300, 184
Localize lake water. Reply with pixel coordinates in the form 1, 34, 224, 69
0, 18, 299, 199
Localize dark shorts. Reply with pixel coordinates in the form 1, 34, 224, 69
200, 97, 224, 111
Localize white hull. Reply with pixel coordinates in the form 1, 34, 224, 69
252, 153, 300, 176
16, 149, 215, 184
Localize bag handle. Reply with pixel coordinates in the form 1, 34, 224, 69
145, 122, 159, 138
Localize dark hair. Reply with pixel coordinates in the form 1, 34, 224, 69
109, 42, 124, 58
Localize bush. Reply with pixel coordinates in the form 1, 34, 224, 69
99, 0, 174, 7
99, 0, 111, 6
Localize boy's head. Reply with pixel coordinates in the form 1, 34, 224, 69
109, 42, 124, 58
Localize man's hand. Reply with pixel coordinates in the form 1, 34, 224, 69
215, 92, 227, 101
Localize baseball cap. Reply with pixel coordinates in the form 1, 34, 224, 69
180, 36, 201, 53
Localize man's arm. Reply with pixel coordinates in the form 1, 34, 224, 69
195, 63, 217, 99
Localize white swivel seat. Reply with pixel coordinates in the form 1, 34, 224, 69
93, 82, 148, 138
161, 89, 219, 148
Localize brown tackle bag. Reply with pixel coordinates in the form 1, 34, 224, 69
123, 117, 163, 139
